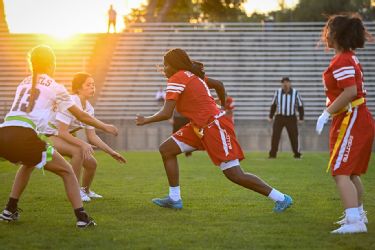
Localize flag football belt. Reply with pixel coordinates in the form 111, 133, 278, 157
2, 116, 54, 167
326, 97, 365, 172
192, 111, 226, 139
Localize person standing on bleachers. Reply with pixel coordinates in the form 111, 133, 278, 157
107, 5, 117, 33
268, 76, 304, 159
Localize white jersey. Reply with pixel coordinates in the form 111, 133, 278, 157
43, 94, 95, 135
2, 74, 74, 133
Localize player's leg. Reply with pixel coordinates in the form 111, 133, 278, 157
159, 137, 182, 187
44, 151, 95, 228
81, 156, 101, 199
49, 136, 90, 202
269, 116, 283, 158
350, 175, 367, 223
0, 165, 34, 221
222, 164, 292, 212
285, 116, 301, 158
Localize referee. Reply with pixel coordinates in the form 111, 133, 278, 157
268, 77, 304, 159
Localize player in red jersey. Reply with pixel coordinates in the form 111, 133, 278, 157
316, 14, 374, 234
136, 48, 293, 212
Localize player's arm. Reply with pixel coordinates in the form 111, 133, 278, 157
85, 129, 126, 163
68, 105, 118, 136
326, 85, 357, 114
136, 100, 176, 126
205, 78, 226, 107
56, 121, 94, 159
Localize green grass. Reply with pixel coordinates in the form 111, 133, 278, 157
0, 152, 374, 250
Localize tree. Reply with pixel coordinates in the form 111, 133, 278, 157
0, 0, 9, 32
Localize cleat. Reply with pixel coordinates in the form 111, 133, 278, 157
336, 211, 368, 225
152, 196, 183, 209
76, 218, 97, 229
273, 194, 293, 213
80, 189, 91, 202
87, 190, 103, 199
331, 221, 367, 234
0, 209, 21, 222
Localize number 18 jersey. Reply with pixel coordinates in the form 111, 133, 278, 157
3, 74, 74, 133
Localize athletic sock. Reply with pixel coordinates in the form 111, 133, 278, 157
358, 204, 364, 214
5, 197, 19, 213
268, 189, 285, 202
345, 207, 361, 224
74, 207, 89, 222
169, 186, 181, 201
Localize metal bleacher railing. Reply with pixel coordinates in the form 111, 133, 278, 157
95, 22, 375, 121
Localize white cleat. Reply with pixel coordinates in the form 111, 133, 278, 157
336, 211, 368, 225
80, 189, 91, 202
87, 190, 103, 199
331, 221, 367, 234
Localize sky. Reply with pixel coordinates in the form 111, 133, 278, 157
4, 0, 298, 37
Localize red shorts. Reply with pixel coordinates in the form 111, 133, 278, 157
329, 105, 374, 176
172, 115, 244, 168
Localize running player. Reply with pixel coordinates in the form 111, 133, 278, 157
316, 14, 374, 234
136, 48, 293, 212
0, 45, 118, 228
44, 72, 126, 202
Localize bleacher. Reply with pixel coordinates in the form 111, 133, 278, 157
0, 33, 98, 117
95, 22, 375, 120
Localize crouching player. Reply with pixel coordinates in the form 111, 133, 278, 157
44, 72, 126, 202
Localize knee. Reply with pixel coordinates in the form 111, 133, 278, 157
159, 143, 175, 159
223, 167, 245, 184
84, 157, 97, 170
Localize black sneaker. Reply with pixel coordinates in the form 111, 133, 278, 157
76, 217, 97, 229
294, 154, 302, 159
0, 208, 22, 222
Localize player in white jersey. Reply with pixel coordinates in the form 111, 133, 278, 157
44, 72, 126, 202
0, 45, 119, 228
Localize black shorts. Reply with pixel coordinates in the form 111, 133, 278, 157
0, 126, 47, 166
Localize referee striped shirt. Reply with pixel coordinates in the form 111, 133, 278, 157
269, 88, 304, 119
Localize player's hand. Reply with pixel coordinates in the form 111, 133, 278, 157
268, 117, 273, 122
104, 124, 118, 136
136, 115, 146, 126
81, 142, 94, 160
316, 110, 331, 135
110, 151, 127, 164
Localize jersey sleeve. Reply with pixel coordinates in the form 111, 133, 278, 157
55, 84, 75, 113
165, 72, 187, 101
331, 55, 356, 89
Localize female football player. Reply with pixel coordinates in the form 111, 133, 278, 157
0, 45, 118, 228
45, 72, 126, 202
136, 48, 293, 212
316, 14, 374, 234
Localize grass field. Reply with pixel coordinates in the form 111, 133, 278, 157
0, 152, 374, 250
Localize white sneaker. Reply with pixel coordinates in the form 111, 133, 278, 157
87, 190, 103, 199
80, 189, 91, 202
336, 211, 368, 225
331, 221, 367, 234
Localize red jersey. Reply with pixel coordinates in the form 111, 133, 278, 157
166, 70, 220, 128
323, 51, 366, 107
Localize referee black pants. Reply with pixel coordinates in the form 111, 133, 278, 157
269, 115, 301, 158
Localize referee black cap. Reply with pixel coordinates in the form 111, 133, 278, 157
281, 76, 290, 82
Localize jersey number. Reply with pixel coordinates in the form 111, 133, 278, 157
12, 87, 41, 112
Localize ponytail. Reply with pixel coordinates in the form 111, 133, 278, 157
27, 69, 38, 113
164, 48, 205, 79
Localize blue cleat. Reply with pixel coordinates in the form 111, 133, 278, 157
273, 194, 293, 213
152, 196, 183, 209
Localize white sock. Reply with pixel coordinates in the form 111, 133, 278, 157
345, 207, 361, 223
358, 204, 364, 214
268, 189, 285, 202
169, 186, 181, 201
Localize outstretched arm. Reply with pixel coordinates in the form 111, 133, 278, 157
136, 100, 176, 126
205, 77, 226, 108
86, 129, 126, 163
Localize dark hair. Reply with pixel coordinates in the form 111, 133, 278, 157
281, 76, 290, 83
72, 72, 92, 94
321, 13, 372, 51
27, 45, 55, 113
164, 48, 205, 79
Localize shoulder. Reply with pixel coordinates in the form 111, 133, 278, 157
331, 52, 356, 69
168, 70, 195, 85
